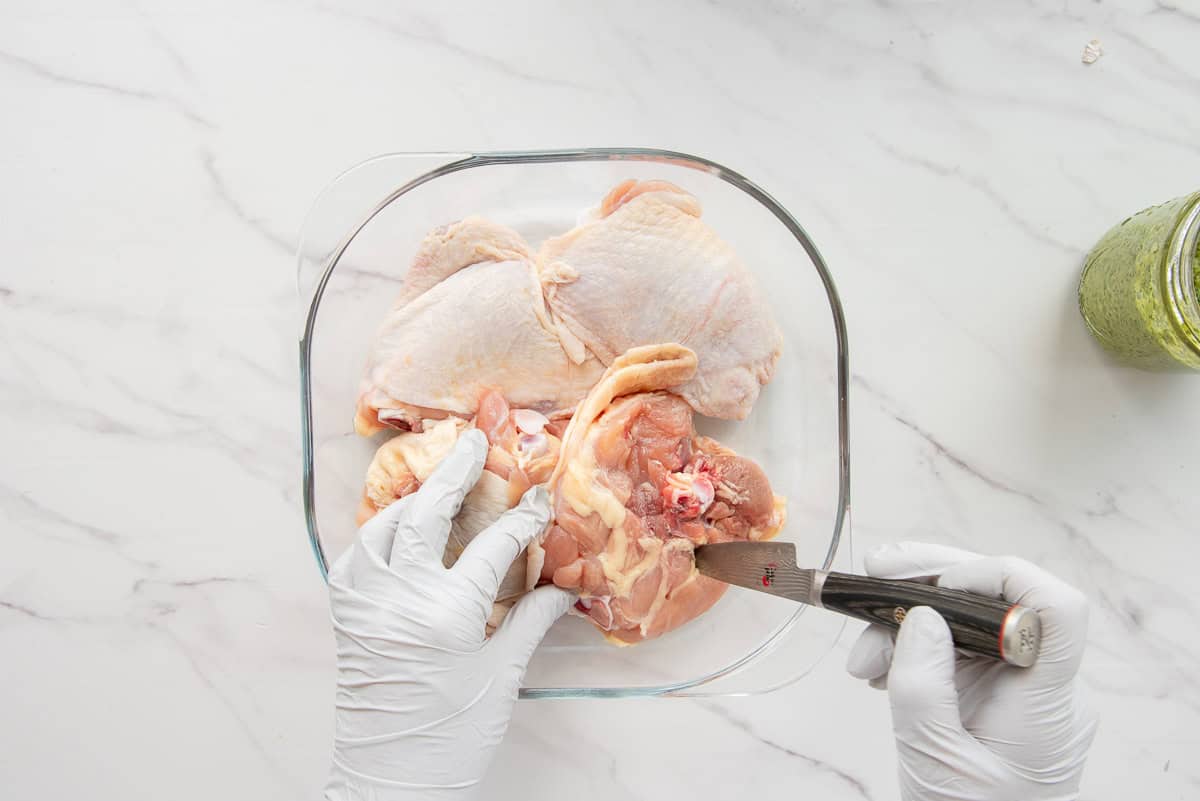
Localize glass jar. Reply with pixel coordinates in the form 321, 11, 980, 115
1078, 191, 1200, 370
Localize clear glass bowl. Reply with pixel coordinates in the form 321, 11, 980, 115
298, 149, 851, 698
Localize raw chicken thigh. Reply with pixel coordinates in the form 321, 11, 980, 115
540, 180, 783, 420
354, 217, 603, 435
530, 344, 786, 644
357, 389, 565, 630
354, 181, 782, 434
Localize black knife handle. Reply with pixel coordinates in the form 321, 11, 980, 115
820, 572, 1041, 666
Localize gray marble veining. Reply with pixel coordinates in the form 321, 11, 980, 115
2, 1, 1198, 798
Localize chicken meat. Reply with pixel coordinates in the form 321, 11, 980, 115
530, 344, 786, 644
353, 217, 604, 435
357, 389, 566, 631
354, 180, 782, 435
539, 180, 783, 419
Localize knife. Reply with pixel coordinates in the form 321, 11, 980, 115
694, 541, 1041, 667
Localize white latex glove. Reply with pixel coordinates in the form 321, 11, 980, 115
845, 542, 1099, 801
326, 429, 572, 801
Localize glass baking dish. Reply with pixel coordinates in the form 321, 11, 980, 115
298, 149, 851, 698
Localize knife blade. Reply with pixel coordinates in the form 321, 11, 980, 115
694, 541, 1040, 667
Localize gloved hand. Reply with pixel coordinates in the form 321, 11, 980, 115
325, 429, 572, 801
845, 542, 1099, 801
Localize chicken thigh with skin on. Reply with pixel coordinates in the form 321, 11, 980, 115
354, 217, 603, 435
353, 180, 782, 434
539, 180, 783, 420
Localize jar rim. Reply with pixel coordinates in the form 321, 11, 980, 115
1163, 193, 1200, 357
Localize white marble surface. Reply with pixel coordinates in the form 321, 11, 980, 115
3, 1, 1199, 798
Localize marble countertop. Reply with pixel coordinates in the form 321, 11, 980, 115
3, 1, 1199, 798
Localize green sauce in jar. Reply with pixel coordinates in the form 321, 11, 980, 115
1078, 191, 1200, 370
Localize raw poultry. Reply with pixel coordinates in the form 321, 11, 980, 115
354, 179, 783, 434
534, 344, 785, 643
354, 180, 786, 642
